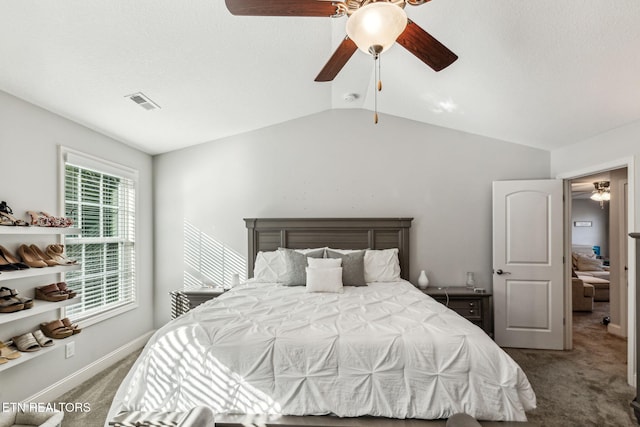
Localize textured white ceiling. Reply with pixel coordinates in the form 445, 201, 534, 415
1, 0, 639, 155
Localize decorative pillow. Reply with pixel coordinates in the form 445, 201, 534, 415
305, 266, 344, 293
308, 257, 342, 268
364, 248, 401, 283
326, 249, 366, 286
280, 247, 327, 256
326, 248, 366, 254
280, 248, 325, 286
576, 253, 604, 271
253, 250, 287, 282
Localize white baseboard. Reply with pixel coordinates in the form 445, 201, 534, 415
24, 330, 155, 404
608, 322, 626, 338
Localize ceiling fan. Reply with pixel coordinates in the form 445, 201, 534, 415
224, 0, 458, 82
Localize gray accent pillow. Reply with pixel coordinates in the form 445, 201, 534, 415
326, 249, 366, 286
280, 248, 325, 286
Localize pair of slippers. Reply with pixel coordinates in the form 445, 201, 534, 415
10, 330, 53, 352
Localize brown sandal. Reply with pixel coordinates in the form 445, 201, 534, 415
40, 320, 73, 339
35, 284, 69, 302
0, 287, 25, 313
56, 282, 77, 298
12, 333, 41, 352
0, 287, 33, 309
61, 317, 81, 334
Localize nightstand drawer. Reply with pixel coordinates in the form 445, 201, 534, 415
423, 288, 493, 337
446, 299, 482, 320
170, 288, 226, 318
184, 289, 225, 309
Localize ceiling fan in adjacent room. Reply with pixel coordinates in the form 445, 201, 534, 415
224, 0, 458, 82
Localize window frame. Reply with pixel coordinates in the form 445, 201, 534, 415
59, 146, 139, 327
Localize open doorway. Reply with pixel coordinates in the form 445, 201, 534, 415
569, 167, 629, 362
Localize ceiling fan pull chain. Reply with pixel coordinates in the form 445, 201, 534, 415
374, 53, 379, 124
378, 54, 382, 92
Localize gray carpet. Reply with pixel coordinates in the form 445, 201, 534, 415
504, 302, 636, 427
56, 302, 637, 426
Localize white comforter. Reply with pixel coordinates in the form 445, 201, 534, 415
109, 281, 536, 421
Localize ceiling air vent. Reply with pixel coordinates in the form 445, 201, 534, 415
126, 92, 160, 110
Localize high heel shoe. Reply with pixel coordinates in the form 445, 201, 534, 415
29, 244, 60, 266
0, 202, 29, 226
0, 246, 30, 270
46, 244, 77, 265
0, 212, 15, 226
17, 245, 47, 268
0, 253, 19, 271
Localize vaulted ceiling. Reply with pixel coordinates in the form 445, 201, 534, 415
1, 1, 639, 155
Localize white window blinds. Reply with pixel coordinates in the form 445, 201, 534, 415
62, 149, 137, 321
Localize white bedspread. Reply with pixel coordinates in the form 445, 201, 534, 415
108, 281, 536, 422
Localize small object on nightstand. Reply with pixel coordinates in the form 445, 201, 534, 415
417, 270, 429, 289
465, 272, 475, 288
230, 273, 240, 287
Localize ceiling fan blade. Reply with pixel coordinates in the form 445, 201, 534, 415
314, 36, 357, 82
396, 20, 458, 72
225, 0, 339, 17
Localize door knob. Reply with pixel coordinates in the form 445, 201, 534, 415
496, 269, 510, 275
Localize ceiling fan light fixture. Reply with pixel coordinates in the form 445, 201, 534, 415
590, 181, 611, 208
346, 2, 408, 55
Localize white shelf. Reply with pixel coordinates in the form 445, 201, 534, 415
0, 264, 81, 282
0, 342, 61, 373
0, 226, 80, 235
0, 224, 81, 372
0, 296, 81, 326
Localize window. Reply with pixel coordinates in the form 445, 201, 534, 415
61, 148, 137, 323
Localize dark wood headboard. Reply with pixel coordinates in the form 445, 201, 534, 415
244, 218, 413, 281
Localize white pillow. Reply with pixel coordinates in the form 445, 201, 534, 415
253, 250, 287, 282
307, 257, 342, 268
305, 267, 344, 293
364, 248, 401, 282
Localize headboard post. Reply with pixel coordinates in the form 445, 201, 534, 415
244, 218, 413, 281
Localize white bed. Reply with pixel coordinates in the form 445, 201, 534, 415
108, 280, 535, 422
108, 218, 536, 425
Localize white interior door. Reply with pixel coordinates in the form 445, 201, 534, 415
493, 179, 564, 349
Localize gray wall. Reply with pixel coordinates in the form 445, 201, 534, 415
0, 90, 154, 402
572, 198, 609, 258
153, 109, 551, 327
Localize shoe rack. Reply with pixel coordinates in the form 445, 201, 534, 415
0, 226, 81, 372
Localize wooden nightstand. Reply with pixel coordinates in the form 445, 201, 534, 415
422, 287, 494, 337
169, 287, 226, 318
